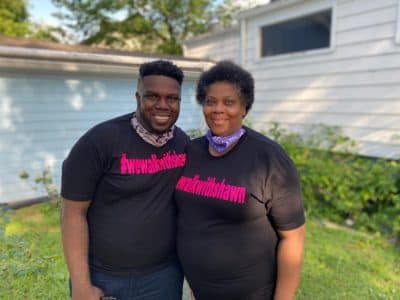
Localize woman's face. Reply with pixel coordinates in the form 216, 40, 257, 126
203, 81, 246, 136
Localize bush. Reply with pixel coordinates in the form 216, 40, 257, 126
19, 168, 61, 209
266, 123, 400, 239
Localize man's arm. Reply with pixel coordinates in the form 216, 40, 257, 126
61, 198, 103, 300
274, 224, 306, 300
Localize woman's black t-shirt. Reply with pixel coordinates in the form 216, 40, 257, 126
175, 127, 305, 300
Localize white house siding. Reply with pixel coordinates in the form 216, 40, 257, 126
0, 53, 205, 205
239, 0, 400, 159
184, 27, 241, 64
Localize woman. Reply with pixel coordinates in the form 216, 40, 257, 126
175, 61, 306, 300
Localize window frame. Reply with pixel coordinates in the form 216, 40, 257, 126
256, 1, 336, 61
396, 0, 400, 44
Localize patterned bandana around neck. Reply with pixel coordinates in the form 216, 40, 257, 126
131, 113, 175, 147
206, 127, 245, 154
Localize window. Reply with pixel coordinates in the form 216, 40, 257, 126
261, 9, 332, 57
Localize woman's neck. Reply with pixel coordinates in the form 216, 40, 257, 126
208, 138, 240, 157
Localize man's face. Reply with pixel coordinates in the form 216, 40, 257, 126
136, 75, 181, 134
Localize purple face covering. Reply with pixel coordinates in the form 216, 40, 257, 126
206, 128, 245, 153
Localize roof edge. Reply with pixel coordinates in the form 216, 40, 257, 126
184, 26, 240, 45
0, 36, 214, 73
237, 0, 307, 20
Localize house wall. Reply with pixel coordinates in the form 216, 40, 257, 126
0, 66, 201, 204
242, 0, 400, 158
184, 27, 241, 64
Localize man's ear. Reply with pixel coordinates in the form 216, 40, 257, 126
135, 91, 141, 107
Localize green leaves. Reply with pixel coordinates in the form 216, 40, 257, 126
51, 0, 230, 54
20, 168, 61, 208
0, 0, 30, 37
266, 122, 400, 239
0, 0, 65, 41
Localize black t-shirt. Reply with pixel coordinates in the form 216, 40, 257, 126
175, 127, 305, 300
61, 113, 189, 275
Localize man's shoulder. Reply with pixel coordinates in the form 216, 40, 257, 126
86, 113, 132, 137
93, 113, 131, 129
174, 126, 190, 142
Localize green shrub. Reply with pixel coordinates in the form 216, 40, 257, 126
186, 128, 204, 139
266, 123, 400, 238
19, 168, 61, 209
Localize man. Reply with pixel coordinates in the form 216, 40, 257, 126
61, 60, 189, 300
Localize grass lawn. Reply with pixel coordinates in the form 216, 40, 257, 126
0, 203, 399, 300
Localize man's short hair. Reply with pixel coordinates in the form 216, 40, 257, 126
139, 60, 184, 85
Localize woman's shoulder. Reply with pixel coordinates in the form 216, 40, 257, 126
186, 135, 207, 153
244, 127, 293, 161
245, 127, 281, 150
248, 129, 295, 170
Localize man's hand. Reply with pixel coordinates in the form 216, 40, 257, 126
190, 289, 196, 300
72, 284, 104, 300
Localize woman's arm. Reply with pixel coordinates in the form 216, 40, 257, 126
274, 225, 306, 300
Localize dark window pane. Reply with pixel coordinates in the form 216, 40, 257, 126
261, 10, 331, 57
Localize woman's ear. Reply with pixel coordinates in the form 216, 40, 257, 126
241, 105, 247, 118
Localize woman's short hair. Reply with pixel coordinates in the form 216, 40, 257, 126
196, 60, 254, 112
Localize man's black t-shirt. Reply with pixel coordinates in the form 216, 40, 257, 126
175, 127, 305, 300
61, 113, 189, 275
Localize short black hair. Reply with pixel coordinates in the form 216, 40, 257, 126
196, 60, 254, 112
139, 60, 184, 85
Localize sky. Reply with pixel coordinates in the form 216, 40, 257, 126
29, 0, 60, 27
28, 0, 272, 28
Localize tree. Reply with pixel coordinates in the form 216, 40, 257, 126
51, 0, 232, 54
212, 0, 242, 28
0, 0, 30, 37
0, 0, 66, 43
30, 23, 70, 43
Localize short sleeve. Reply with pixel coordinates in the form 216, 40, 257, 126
61, 133, 105, 201
266, 147, 305, 231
